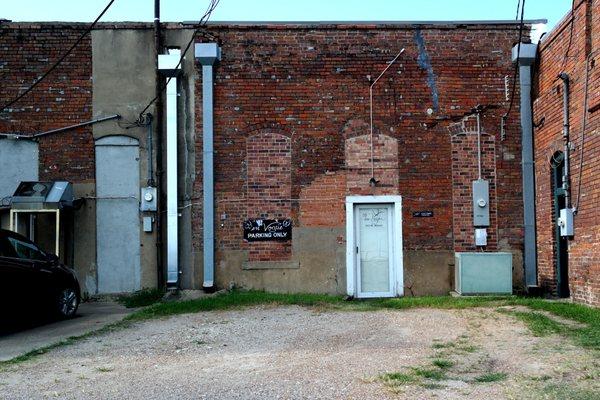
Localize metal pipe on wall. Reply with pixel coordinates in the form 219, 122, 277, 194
146, 114, 155, 187
154, 0, 165, 288
512, 43, 538, 288
476, 110, 482, 180
558, 73, 571, 209
165, 77, 179, 286
195, 43, 221, 290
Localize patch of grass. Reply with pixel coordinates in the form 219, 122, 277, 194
125, 291, 346, 321
96, 366, 113, 373
540, 383, 599, 400
504, 298, 600, 350
421, 382, 444, 390
507, 311, 564, 337
530, 375, 552, 382
412, 367, 446, 381
0, 337, 76, 371
380, 372, 415, 385
432, 341, 456, 349
456, 344, 479, 354
0, 319, 130, 371
126, 290, 517, 322
432, 359, 454, 369
117, 288, 165, 308
474, 372, 508, 383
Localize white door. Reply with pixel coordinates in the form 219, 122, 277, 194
355, 204, 395, 298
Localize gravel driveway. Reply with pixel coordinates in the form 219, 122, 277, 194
1, 305, 598, 399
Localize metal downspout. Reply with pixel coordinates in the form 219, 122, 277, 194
158, 49, 182, 288
195, 43, 221, 290
558, 73, 571, 209
165, 77, 179, 286
512, 43, 538, 288
154, 0, 165, 288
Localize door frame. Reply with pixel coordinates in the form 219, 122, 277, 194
345, 195, 403, 298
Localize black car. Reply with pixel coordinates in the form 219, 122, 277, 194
0, 229, 80, 320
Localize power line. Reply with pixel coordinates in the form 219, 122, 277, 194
574, 49, 600, 213
0, 0, 116, 113
560, 0, 576, 73
135, 0, 220, 125
502, 0, 526, 124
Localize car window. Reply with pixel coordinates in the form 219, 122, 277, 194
0, 237, 16, 258
7, 237, 46, 261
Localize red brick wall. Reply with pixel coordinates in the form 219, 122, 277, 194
0, 23, 94, 183
534, 0, 600, 306
449, 116, 499, 252
246, 131, 292, 261
299, 172, 346, 227
194, 23, 527, 268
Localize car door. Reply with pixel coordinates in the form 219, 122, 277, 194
4, 234, 49, 307
0, 234, 20, 306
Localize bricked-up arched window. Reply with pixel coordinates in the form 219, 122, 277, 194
449, 117, 498, 252
245, 132, 292, 261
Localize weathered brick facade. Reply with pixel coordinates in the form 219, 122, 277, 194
0, 23, 94, 183
195, 23, 528, 292
0, 21, 530, 296
534, 0, 600, 306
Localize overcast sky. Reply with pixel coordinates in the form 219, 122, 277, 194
2, 0, 571, 32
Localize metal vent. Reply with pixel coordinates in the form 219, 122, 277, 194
11, 181, 73, 210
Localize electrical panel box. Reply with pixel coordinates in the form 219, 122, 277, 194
559, 208, 574, 236
472, 179, 490, 227
475, 228, 487, 246
143, 216, 154, 232
140, 186, 157, 212
455, 252, 513, 295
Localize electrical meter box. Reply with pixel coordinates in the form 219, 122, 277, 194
559, 208, 574, 236
140, 186, 157, 212
472, 179, 490, 227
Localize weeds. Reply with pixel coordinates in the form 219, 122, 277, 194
412, 367, 447, 380
432, 359, 454, 369
117, 288, 165, 308
380, 372, 415, 385
474, 372, 507, 383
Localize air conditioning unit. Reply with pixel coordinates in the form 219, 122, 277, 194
455, 252, 513, 295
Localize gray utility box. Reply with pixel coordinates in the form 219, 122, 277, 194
472, 179, 490, 227
455, 252, 512, 295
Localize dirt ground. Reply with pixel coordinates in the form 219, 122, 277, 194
1, 305, 598, 399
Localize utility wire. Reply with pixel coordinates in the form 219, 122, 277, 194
574, 49, 599, 213
0, 0, 116, 113
560, 0, 576, 73
135, 0, 220, 124
502, 0, 526, 124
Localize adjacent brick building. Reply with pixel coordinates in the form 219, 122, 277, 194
533, 0, 600, 306
0, 20, 534, 297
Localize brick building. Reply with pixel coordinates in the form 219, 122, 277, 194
533, 0, 600, 306
0, 20, 536, 297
